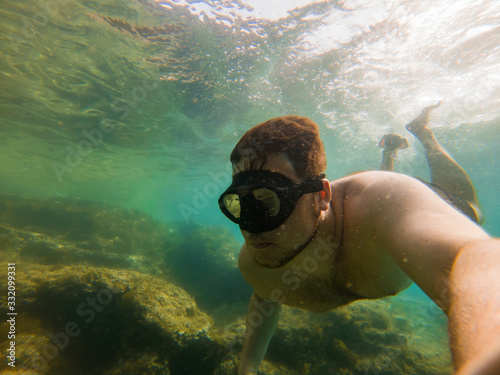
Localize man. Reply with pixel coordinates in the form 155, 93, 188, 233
218, 105, 500, 375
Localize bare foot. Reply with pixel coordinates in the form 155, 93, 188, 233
379, 134, 409, 151
406, 101, 442, 136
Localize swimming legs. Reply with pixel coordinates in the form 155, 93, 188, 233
406, 102, 484, 223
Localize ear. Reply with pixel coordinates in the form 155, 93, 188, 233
399, 138, 409, 149
317, 179, 331, 211
378, 136, 386, 148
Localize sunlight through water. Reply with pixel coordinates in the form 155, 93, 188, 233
0, 0, 499, 230
1, 1, 499, 374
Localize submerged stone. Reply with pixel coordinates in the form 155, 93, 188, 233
0, 264, 224, 375
0, 192, 251, 319
0, 193, 454, 374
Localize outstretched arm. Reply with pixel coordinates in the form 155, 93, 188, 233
238, 292, 282, 375
448, 240, 500, 375
360, 173, 499, 374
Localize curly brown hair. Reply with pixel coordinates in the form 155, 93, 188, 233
230, 115, 327, 181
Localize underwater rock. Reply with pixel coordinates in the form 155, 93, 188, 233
0, 192, 251, 321
213, 321, 302, 375
0, 192, 169, 275
0, 193, 454, 374
205, 299, 452, 375
0, 264, 225, 375
264, 300, 453, 375
214, 356, 299, 375
161, 223, 252, 320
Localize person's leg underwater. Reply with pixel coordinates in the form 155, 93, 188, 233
378, 102, 484, 223
406, 102, 484, 224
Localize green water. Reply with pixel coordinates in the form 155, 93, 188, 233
0, 0, 499, 373
2, 0, 498, 233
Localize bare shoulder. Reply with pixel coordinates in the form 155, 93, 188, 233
332, 171, 489, 302
331, 170, 420, 191
330, 171, 429, 214
332, 170, 488, 239
329, 172, 424, 296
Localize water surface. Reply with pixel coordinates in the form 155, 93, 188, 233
1, 1, 499, 371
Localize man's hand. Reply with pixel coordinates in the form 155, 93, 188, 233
238, 293, 282, 375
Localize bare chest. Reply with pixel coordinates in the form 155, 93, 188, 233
239, 240, 356, 311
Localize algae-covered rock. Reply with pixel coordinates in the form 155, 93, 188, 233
0, 192, 251, 321
214, 356, 300, 375
162, 223, 251, 319
0, 264, 225, 375
0, 193, 454, 375
0, 192, 170, 276
0, 193, 166, 256
265, 299, 453, 375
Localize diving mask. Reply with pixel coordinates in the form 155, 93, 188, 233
218, 169, 325, 233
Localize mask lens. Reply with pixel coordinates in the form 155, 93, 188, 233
223, 194, 241, 219
219, 170, 325, 233
252, 188, 280, 216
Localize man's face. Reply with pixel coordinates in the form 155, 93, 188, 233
233, 153, 322, 268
